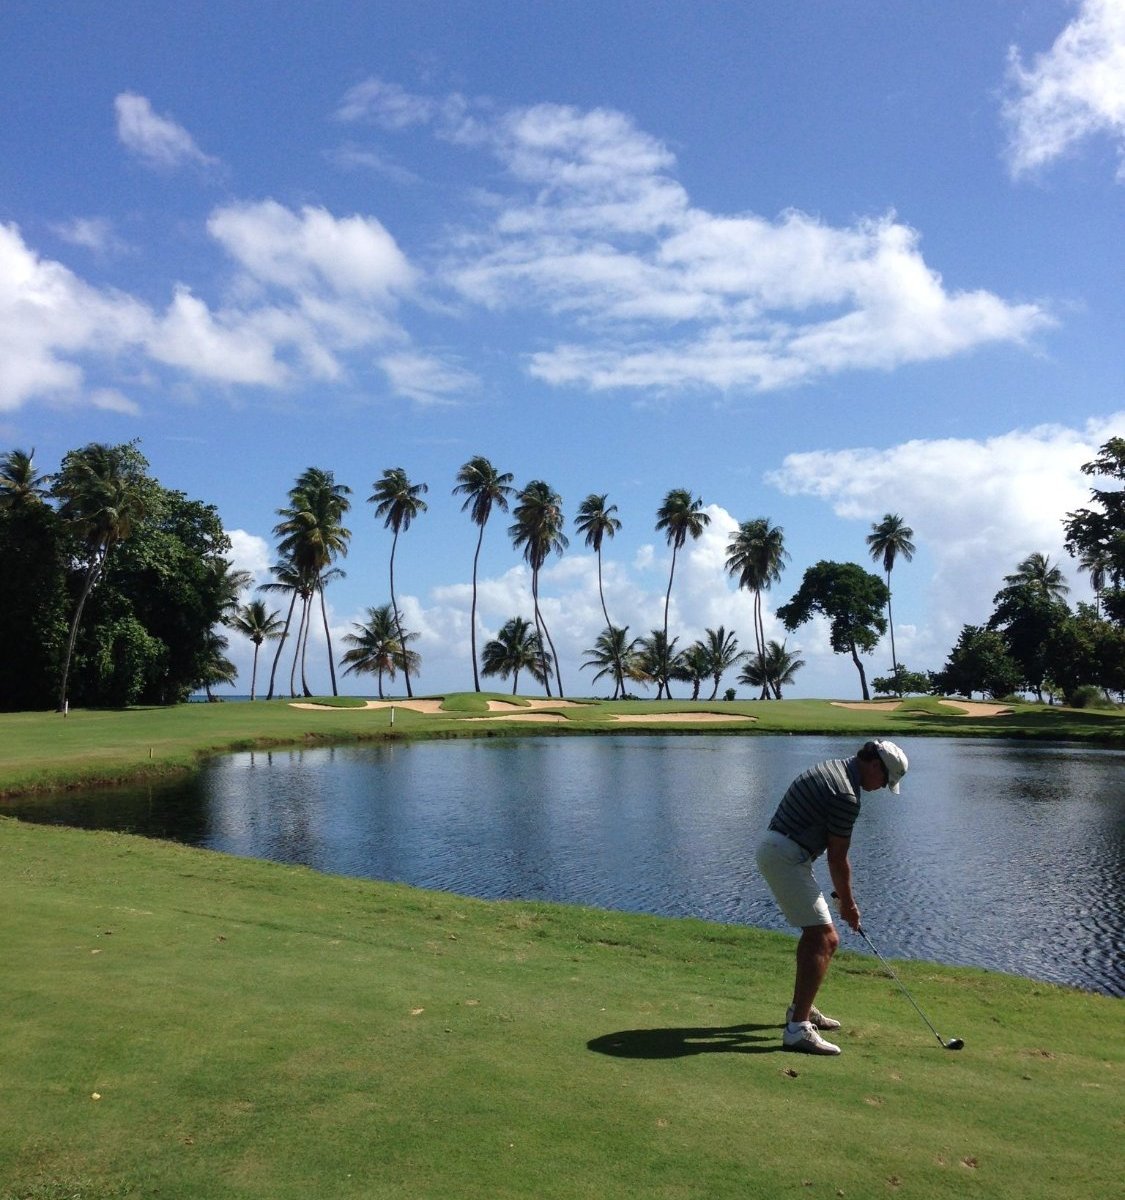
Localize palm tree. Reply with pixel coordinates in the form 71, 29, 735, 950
52, 443, 151, 711
453, 456, 515, 691
369, 468, 428, 698
197, 628, 238, 700
509, 480, 568, 696
575, 492, 623, 689
677, 640, 712, 700
738, 639, 805, 699
0, 448, 51, 508
230, 600, 284, 700
725, 518, 788, 699
1001, 551, 1070, 603
654, 489, 710, 698
637, 629, 682, 699
259, 556, 310, 699
698, 625, 745, 700
1077, 545, 1111, 615
481, 616, 551, 694
340, 604, 419, 699
582, 625, 641, 698
275, 468, 352, 696
866, 513, 916, 696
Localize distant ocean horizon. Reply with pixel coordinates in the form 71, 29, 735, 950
188, 693, 372, 703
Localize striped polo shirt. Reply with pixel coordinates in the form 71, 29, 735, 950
767, 757, 862, 859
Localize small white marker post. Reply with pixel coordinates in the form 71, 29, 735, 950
390, 705, 395, 726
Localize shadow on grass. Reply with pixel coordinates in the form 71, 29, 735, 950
587, 1022, 782, 1058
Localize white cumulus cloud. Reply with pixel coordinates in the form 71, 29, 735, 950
1004, 0, 1125, 180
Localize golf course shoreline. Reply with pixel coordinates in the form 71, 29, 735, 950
1, 692, 1122, 800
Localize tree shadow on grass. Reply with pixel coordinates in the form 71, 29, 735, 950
587, 1023, 782, 1058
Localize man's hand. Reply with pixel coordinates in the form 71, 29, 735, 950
837, 897, 861, 932
831, 890, 862, 932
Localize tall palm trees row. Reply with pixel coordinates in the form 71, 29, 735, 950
245, 452, 917, 701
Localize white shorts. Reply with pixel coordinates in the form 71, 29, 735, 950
756, 829, 833, 928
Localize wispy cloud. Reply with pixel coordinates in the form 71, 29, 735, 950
114, 92, 219, 172
341, 79, 1053, 395
51, 216, 130, 257
1003, 0, 1125, 181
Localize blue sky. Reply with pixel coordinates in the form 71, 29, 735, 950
2, 1, 1122, 698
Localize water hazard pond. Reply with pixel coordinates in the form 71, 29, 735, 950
8, 734, 1123, 996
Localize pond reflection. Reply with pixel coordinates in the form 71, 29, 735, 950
7, 734, 1123, 996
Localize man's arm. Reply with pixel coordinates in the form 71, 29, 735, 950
826, 834, 860, 930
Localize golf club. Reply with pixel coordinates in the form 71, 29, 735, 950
832, 893, 964, 1051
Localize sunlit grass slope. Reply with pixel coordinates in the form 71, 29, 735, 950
1, 819, 1120, 1200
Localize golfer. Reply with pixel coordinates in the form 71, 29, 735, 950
756, 739, 909, 1055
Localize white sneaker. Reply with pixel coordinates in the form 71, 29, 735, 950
783, 1021, 841, 1055
787, 1004, 841, 1031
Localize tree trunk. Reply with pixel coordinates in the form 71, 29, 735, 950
389, 533, 413, 698
58, 558, 103, 711
265, 592, 297, 700
470, 526, 484, 692
850, 639, 870, 700
319, 583, 338, 696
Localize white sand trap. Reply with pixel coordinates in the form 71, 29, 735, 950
937, 700, 1013, 717
462, 712, 569, 723
289, 699, 447, 713
611, 712, 757, 724
828, 699, 1012, 718
485, 699, 585, 711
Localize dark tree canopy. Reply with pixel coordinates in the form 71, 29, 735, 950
777, 560, 889, 700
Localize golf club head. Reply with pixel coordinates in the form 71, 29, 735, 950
944, 1038, 965, 1051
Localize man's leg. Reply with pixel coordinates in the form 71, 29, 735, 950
790, 923, 839, 1023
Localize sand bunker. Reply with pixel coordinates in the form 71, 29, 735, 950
611, 712, 756, 724
485, 699, 585, 711
288, 699, 446, 713
829, 699, 1012, 718
937, 700, 1013, 718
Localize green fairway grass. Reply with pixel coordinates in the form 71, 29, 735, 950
2, 697, 1121, 1197
1, 819, 1120, 1200
0, 694, 1121, 798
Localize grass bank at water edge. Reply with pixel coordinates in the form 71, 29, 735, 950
1, 819, 1120, 1200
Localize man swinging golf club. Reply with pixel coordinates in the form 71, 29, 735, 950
756, 739, 909, 1055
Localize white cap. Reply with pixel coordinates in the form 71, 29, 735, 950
874, 739, 908, 793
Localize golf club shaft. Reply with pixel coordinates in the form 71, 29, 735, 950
856, 925, 948, 1047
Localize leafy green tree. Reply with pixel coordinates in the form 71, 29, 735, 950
581, 625, 641, 698
1043, 603, 1125, 704
0, 458, 68, 709
481, 616, 551, 694
231, 600, 285, 700
866, 513, 915, 695
725, 518, 788, 698
77, 487, 233, 705
988, 553, 1071, 701
654, 489, 709, 698
51, 443, 152, 711
453, 456, 515, 692
509, 481, 568, 697
737, 639, 805, 699
931, 625, 1022, 699
872, 665, 931, 696
340, 604, 419, 699
369, 468, 428, 698
1064, 437, 1125, 625
777, 561, 889, 700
